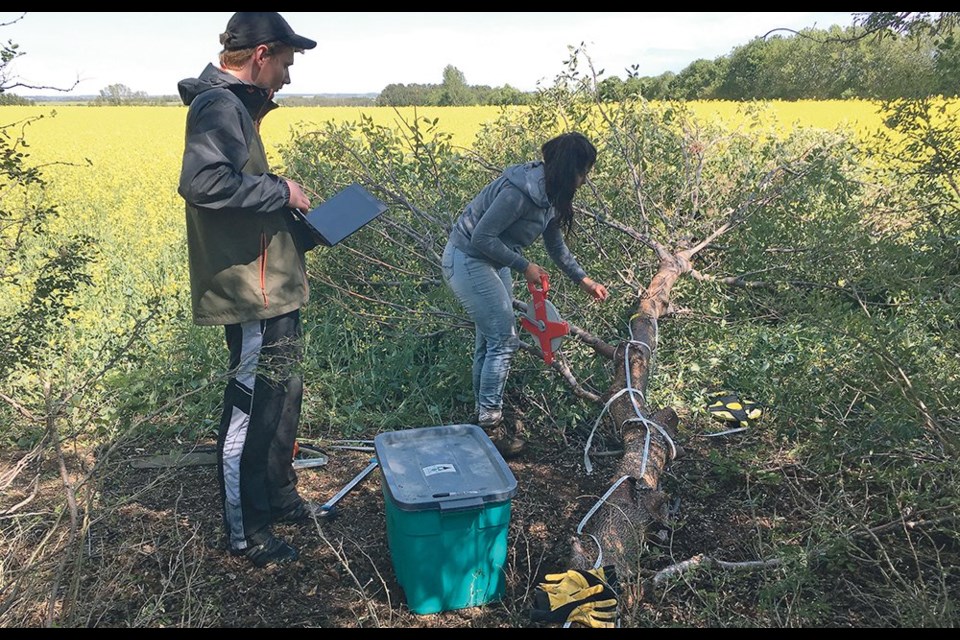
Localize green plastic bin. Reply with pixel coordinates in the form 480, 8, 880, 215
374, 424, 518, 615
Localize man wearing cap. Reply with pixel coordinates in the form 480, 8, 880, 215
178, 12, 321, 569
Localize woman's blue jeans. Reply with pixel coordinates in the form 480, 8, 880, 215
441, 241, 520, 413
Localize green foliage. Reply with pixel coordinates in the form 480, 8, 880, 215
0, 24, 23, 75
604, 18, 960, 101
439, 65, 471, 106
669, 58, 728, 100
276, 110, 491, 431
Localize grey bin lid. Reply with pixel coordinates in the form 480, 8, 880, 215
374, 424, 518, 512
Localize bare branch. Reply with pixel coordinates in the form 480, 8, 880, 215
576, 203, 668, 258
0, 390, 40, 421
1, 475, 38, 515
43, 378, 80, 627
651, 554, 783, 586
688, 269, 772, 289
0, 12, 27, 28
861, 515, 958, 537
581, 53, 657, 231
2, 78, 81, 93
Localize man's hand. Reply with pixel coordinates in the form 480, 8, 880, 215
285, 178, 311, 211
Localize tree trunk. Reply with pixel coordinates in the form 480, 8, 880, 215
567, 251, 692, 605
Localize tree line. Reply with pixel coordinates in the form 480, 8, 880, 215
374, 64, 530, 107
612, 21, 960, 101
375, 22, 960, 106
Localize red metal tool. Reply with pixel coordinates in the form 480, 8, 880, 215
520, 275, 569, 365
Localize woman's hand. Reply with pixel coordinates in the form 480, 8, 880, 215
524, 262, 551, 287
580, 277, 609, 301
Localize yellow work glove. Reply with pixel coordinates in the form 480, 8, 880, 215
538, 571, 590, 596
530, 566, 618, 625
537, 582, 606, 613
567, 599, 619, 628
539, 565, 615, 595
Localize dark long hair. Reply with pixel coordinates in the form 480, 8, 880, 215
542, 132, 597, 236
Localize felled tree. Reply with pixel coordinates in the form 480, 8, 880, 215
464, 51, 838, 596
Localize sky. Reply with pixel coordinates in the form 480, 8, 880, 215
2, 12, 859, 98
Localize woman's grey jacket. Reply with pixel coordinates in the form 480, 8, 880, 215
447, 161, 587, 284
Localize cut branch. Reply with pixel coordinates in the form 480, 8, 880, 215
651, 554, 783, 587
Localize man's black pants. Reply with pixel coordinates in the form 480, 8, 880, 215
217, 309, 303, 550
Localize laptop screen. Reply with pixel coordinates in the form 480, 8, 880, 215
300, 183, 388, 247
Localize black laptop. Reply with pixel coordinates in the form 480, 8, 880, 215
293, 183, 388, 247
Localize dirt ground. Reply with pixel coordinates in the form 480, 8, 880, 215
98, 428, 631, 628
6, 410, 757, 628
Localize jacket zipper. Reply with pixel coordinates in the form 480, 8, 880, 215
259, 231, 269, 308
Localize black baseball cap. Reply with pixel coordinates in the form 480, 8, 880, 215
219, 12, 317, 51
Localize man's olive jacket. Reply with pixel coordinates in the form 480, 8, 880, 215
178, 63, 313, 326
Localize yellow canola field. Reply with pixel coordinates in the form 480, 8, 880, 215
261, 105, 510, 153
684, 99, 886, 139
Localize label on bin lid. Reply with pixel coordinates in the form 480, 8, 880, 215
374, 424, 518, 511
422, 463, 456, 476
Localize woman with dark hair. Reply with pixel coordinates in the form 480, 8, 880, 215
441, 132, 609, 453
